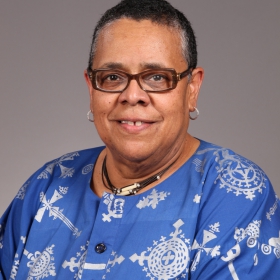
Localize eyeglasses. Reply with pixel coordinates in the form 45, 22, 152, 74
87, 67, 191, 93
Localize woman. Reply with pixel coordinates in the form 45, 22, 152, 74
1, 0, 279, 279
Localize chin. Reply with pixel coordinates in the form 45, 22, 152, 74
109, 141, 157, 163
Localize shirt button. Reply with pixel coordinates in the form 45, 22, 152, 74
95, 243, 106, 254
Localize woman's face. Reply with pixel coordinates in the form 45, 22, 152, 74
85, 19, 203, 164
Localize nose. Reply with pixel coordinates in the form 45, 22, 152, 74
118, 79, 150, 106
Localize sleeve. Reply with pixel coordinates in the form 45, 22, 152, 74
0, 163, 53, 279
190, 150, 280, 279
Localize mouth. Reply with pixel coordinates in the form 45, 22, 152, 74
120, 120, 144, 127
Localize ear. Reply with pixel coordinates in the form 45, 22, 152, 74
187, 67, 204, 111
84, 70, 94, 110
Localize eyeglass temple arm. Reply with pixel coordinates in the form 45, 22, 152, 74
87, 67, 93, 79
177, 67, 192, 80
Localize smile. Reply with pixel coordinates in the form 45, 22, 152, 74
120, 121, 144, 126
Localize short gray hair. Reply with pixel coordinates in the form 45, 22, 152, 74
88, 0, 197, 70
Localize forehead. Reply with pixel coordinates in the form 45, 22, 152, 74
92, 18, 187, 71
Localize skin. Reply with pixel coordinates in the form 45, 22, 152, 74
84, 19, 204, 197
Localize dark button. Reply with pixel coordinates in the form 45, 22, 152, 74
95, 243, 106, 254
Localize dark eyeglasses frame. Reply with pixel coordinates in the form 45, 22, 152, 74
87, 67, 192, 93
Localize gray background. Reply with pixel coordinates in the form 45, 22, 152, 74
0, 0, 279, 214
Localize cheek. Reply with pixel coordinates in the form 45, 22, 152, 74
168, 97, 189, 132
161, 95, 188, 121
91, 93, 113, 115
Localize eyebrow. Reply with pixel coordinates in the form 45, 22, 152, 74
140, 62, 167, 69
99, 62, 124, 69
98, 62, 168, 71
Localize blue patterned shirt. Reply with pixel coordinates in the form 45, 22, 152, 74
1, 140, 280, 279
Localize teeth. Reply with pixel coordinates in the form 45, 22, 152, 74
121, 121, 143, 126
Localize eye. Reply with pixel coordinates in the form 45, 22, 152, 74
142, 71, 171, 83
98, 71, 127, 85
104, 73, 122, 81
150, 74, 166, 81
96, 70, 127, 90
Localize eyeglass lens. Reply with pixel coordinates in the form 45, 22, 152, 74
95, 69, 174, 92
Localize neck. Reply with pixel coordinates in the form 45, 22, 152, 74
92, 134, 199, 197
102, 154, 178, 195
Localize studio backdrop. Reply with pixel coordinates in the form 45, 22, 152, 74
0, 0, 279, 214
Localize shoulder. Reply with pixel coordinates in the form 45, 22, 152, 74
36, 146, 104, 180
194, 139, 279, 243
24, 146, 105, 199
190, 140, 280, 278
0, 146, 104, 227
0, 146, 103, 276
194, 139, 270, 201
